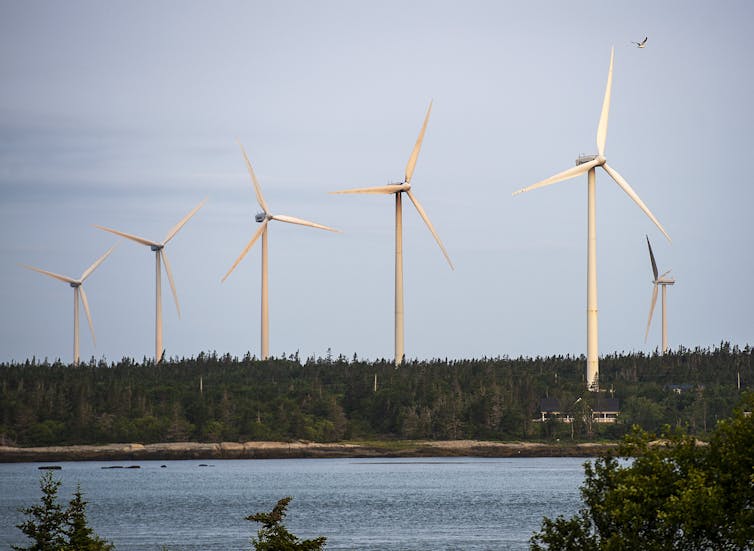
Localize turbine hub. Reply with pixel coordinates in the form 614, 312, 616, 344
70, 282, 81, 288
150, 244, 163, 252
255, 212, 267, 223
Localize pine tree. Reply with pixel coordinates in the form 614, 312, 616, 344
14, 474, 114, 551
13, 472, 68, 551
247, 496, 326, 551
64, 485, 114, 551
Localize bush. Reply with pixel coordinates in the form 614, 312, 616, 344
247, 496, 326, 551
530, 392, 754, 550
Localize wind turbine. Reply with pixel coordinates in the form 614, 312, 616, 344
513, 47, 671, 391
95, 199, 206, 363
222, 141, 339, 360
644, 235, 675, 354
21, 246, 115, 365
331, 101, 453, 365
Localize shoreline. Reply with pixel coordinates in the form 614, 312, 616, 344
0, 440, 617, 463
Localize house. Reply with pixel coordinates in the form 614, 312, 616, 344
537, 398, 574, 423
536, 396, 619, 424
592, 397, 620, 423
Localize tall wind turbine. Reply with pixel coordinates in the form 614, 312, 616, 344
96, 199, 206, 363
331, 101, 453, 365
21, 246, 115, 365
513, 48, 671, 391
222, 142, 339, 360
644, 235, 675, 354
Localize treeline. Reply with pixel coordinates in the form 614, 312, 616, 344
0, 343, 751, 447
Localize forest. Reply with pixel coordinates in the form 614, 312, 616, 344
0, 343, 750, 447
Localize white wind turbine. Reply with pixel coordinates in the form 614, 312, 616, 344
331, 101, 453, 365
644, 235, 675, 354
513, 47, 671, 391
222, 141, 339, 360
96, 199, 206, 363
21, 246, 115, 365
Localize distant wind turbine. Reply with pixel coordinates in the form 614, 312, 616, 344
644, 235, 675, 354
513, 47, 670, 391
21, 246, 115, 365
331, 101, 453, 365
222, 141, 339, 360
96, 199, 206, 363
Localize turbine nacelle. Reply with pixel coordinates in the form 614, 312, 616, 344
69, 281, 81, 288
255, 212, 268, 223
576, 154, 605, 166
150, 244, 164, 252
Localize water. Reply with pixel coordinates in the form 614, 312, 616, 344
0, 457, 587, 550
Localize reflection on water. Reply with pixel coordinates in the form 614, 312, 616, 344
0, 457, 587, 550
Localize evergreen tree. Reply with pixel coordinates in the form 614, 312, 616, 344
64, 485, 114, 551
247, 497, 326, 551
14, 474, 113, 551
13, 472, 68, 551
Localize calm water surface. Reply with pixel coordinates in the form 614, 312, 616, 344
0, 457, 588, 550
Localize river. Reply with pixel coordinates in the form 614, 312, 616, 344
0, 457, 588, 550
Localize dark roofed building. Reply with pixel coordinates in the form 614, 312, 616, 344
537, 396, 619, 424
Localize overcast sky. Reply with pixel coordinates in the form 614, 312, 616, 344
1, 1, 752, 364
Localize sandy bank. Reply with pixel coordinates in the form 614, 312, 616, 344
0, 440, 617, 463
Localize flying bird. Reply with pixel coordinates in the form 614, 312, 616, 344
632, 37, 648, 48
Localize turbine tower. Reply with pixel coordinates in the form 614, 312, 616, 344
21, 246, 115, 365
513, 48, 671, 391
644, 235, 675, 354
331, 101, 453, 365
222, 141, 339, 360
96, 199, 206, 363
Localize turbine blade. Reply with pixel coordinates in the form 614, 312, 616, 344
271, 214, 340, 232
512, 159, 598, 196
221, 219, 268, 282
660, 269, 672, 279
237, 140, 269, 213
80, 245, 116, 282
163, 198, 207, 244
20, 264, 77, 285
645, 283, 659, 342
596, 47, 615, 157
79, 285, 96, 347
405, 100, 433, 185
161, 249, 181, 318
646, 235, 658, 281
94, 225, 160, 248
406, 190, 454, 270
330, 184, 408, 195
602, 163, 671, 242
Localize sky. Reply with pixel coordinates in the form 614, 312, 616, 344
1, 1, 752, 365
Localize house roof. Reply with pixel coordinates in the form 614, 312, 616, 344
593, 397, 620, 412
540, 398, 561, 412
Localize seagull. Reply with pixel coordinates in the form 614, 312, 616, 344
632, 36, 648, 48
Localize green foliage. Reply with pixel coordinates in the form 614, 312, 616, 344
530, 392, 754, 550
64, 485, 115, 551
14, 472, 68, 551
14, 473, 113, 551
0, 343, 751, 446
247, 497, 326, 551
